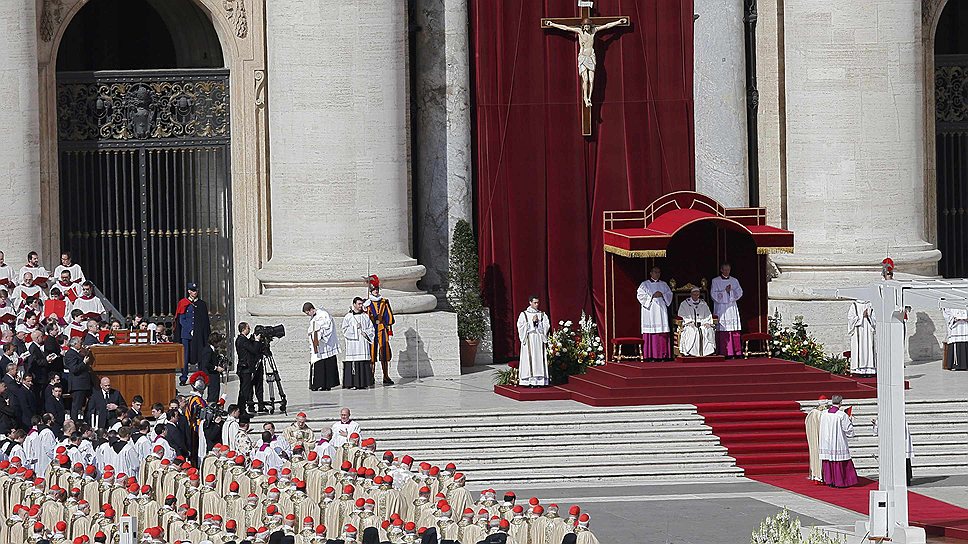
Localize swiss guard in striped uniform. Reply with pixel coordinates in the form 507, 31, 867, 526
184, 371, 209, 464
365, 275, 395, 386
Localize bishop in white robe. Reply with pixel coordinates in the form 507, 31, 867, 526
676, 289, 715, 357
819, 396, 858, 488
341, 298, 376, 389
710, 263, 744, 357
636, 267, 673, 361
516, 297, 550, 387
943, 307, 968, 371
847, 301, 876, 375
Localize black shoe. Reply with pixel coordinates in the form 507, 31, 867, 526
258, 406, 269, 413
383, 378, 395, 385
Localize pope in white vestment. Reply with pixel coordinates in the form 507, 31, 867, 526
676, 289, 715, 357
710, 264, 743, 357
847, 301, 876, 375
943, 307, 968, 371
636, 268, 673, 361
517, 298, 550, 387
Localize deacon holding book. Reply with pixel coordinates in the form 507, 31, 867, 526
711, 263, 744, 358
304, 302, 340, 391
53, 252, 85, 285
847, 300, 876, 376
636, 267, 672, 361
342, 297, 375, 390
516, 295, 550, 387
677, 287, 715, 357
365, 276, 395, 386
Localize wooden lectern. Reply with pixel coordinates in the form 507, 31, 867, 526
88, 344, 181, 407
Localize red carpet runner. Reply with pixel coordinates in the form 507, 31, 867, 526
751, 474, 968, 540
696, 401, 809, 476
495, 357, 878, 406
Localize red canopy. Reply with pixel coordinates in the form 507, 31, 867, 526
603, 192, 794, 257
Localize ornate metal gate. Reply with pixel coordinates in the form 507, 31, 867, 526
936, 56, 968, 278
57, 69, 232, 324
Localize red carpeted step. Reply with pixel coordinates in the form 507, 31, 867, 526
701, 411, 806, 423
716, 431, 807, 444
724, 442, 807, 454
742, 463, 810, 475
705, 420, 805, 433
566, 376, 869, 398
696, 400, 803, 412
731, 452, 810, 464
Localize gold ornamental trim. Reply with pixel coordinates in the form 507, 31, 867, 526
604, 245, 667, 258
757, 246, 795, 255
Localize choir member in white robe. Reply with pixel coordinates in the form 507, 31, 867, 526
304, 302, 340, 391
222, 407, 241, 451
0, 252, 15, 291
12, 274, 45, 311
847, 301, 876, 375
943, 307, 968, 371
341, 298, 376, 390
711, 263, 744, 357
52, 271, 82, 303
516, 296, 550, 387
72, 282, 105, 321
19, 252, 51, 288
53, 253, 86, 285
676, 288, 715, 357
819, 395, 858, 488
636, 267, 673, 361
23, 422, 57, 480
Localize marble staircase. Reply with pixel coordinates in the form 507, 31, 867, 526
263, 405, 744, 488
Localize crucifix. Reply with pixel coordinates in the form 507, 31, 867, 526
542, 1, 630, 136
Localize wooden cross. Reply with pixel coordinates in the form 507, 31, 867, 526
542, 1, 630, 137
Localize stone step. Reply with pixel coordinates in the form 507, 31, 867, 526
362, 421, 709, 437
461, 464, 744, 483
369, 427, 718, 443
406, 449, 732, 465
387, 440, 727, 455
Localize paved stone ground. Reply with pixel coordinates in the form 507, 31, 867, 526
177, 353, 968, 543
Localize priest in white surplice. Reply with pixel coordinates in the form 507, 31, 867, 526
847, 301, 876, 376
819, 395, 858, 488
636, 267, 673, 361
342, 297, 376, 389
517, 296, 550, 387
943, 307, 968, 371
677, 287, 715, 357
711, 263, 744, 358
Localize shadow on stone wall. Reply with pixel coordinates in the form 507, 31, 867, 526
909, 311, 943, 362
396, 327, 434, 378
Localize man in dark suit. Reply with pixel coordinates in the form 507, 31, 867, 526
24, 330, 50, 405
0, 382, 15, 435
198, 333, 226, 403
45, 382, 67, 437
164, 409, 190, 459
86, 376, 126, 430
63, 338, 93, 422
235, 322, 263, 415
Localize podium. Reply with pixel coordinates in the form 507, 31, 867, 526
88, 344, 181, 407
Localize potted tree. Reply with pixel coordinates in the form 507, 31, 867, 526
448, 219, 487, 367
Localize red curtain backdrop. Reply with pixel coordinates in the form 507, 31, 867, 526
472, 0, 697, 361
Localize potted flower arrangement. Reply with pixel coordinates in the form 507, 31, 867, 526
547, 311, 605, 385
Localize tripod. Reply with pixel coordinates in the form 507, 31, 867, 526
259, 346, 288, 415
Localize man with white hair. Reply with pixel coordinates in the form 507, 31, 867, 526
676, 287, 715, 357
819, 394, 858, 488
314, 427, 338, 462
283, 411, 315, 451
331, 407, 360, 448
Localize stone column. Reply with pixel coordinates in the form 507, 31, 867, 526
770, 0, 943, 358
412, 0, 473, 301
694, 0, 749, 207
255, 0, 435, 314
0, 2, 42, 261
248, 0, 460, 377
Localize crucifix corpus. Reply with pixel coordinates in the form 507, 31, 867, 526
542, 1, 630, 136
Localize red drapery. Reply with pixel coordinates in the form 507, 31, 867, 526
472, 0, 697, 360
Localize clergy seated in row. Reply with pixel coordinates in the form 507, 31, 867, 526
943, 307, 968, 371
677, 288, 715, 357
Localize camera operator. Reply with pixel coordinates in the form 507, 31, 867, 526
235, 322, 265, 415
198, 332, 226, 403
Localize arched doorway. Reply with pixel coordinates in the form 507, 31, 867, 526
55, 0, 233, 325
935, 1, 968, 277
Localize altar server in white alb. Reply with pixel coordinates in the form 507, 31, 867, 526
341, 297, 376, 389
943, 306, 968, 371
636, 267, 673, 361
303, 302, 340, 391
677, 287, 715, 357
711, 263, 743, 358
517, 295, 550, 387
847, 300, 876, 376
